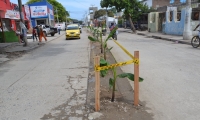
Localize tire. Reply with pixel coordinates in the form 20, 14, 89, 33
51, 33, 55, 36
191, 36, 200, 48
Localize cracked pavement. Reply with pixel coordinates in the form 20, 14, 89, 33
0, 30, 91, 120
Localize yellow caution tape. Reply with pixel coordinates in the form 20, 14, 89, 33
112, 40, 135, 59
95, 59, 139, 71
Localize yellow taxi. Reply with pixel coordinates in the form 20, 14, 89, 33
66, 24, 80, 40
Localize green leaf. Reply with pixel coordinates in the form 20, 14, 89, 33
100, 70, 107, 77
88, 36, 99, 42
100, 58, 109, 77
109, 78, 114, 88
105, 27, 118, 42
108, 47, 113, 51
103, 43, 107, 48
100, 58, 108, 66
117, 73, 144, 82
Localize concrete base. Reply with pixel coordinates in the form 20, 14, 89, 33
183, 31, 192, 40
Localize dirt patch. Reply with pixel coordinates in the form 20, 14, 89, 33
86, 40, 154, 119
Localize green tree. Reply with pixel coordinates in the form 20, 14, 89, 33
27, 0, 69, 22
100, 0, 149, 33
94, 9, 114, 19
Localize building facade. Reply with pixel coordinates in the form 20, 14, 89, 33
148, 2, 200, 36
88, 7, 98, 26
28, 0, 54, 27
151, 0, 184, 9
0, 0, 31, 42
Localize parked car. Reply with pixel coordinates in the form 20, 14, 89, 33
41, 25, 55, 36
66, 24, 80, 40
50, 26, 58, 34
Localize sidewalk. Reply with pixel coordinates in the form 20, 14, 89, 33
118, 28, 191, 45
0, 31, 65, 64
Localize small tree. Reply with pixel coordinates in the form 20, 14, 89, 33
88, 26, 144, 102
100, 58, 144, 102
100, 0, 149, 33
88, 26, 117, 60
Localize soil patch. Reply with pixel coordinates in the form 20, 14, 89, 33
86, 38, 154, 119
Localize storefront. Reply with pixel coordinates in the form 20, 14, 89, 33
28, 0, 54, 27
0, 0, 31, 42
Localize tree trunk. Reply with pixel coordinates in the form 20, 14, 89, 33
128, 15, 136, 33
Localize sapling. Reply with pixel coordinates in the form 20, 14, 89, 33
100, 58, 144, 102
88, 27, 117, 60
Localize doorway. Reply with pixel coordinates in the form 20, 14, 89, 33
36, 19, 46, 25
158, 12, 165, 32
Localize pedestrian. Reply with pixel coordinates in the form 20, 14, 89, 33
32, 27, 38, 42
57, 25, 61, 35
39, 24, 47, 42
109, 22, 117, 40
36, 25, 40, 39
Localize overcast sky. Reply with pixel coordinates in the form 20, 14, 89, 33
10, 0, 153, 20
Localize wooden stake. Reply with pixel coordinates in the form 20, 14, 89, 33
134, 51, 139, 106
94, 56, 100, 111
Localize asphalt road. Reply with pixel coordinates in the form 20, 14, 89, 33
107, 31, 200, 120
0, 30, 90, 119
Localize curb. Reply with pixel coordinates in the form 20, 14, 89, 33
25, 32, 65, 52
136, 33, 191, 46
121, 30, 191, 46
151, 35, 191, 45
4, 32, 65, 53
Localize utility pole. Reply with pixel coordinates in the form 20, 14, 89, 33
183, 0, 192, 40
56, 8, 59, 24
18, 0, 28, 46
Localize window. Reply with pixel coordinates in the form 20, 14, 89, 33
177, 12, 181, 21
180, 0, 186, 3
67, 26, 78, 30
170, 11, 173, 21
170, 0, 174, 4
192, 12, 199, 20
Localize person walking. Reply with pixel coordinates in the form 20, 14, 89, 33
39, 25, 47, 42
36, 25, 40, 39
109, 22, 117, 40
32, 27, 38, 42
57, 25, 61, 35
